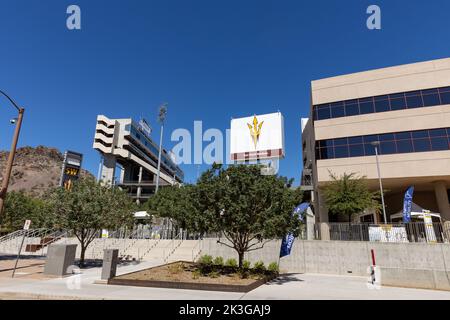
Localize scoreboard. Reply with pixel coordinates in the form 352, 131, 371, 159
59, 150, 83, 190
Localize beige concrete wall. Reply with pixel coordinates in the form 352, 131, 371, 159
312, 58, 450, 104
316, 150, 450, 183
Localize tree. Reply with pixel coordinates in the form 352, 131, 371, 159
50, 178, 136, 266
0, 191, 55, 233
322, 172, 381, 224
146, 184, 201, 233
198, 164, 302, 268
147, 164, 303, 268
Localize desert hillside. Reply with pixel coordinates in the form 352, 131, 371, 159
0, 146, 93, 197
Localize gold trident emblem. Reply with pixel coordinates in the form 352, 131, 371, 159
247, 116, 264, 148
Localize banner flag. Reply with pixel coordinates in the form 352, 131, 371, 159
279, 202, 309, 258
402, 186, 414, 223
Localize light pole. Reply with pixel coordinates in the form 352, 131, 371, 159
155, 102, 168, 194
0, 90, 25, 217
371, 141, 387, 224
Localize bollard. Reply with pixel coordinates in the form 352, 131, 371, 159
101, 249, 119, 280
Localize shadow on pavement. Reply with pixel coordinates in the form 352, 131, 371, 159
267, 273, 304, 285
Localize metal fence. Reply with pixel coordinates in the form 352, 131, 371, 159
317, 222, 450, 243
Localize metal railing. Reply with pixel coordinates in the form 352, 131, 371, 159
317, 222, 450, 243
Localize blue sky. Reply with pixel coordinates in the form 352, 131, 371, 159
1, 0, 449, 184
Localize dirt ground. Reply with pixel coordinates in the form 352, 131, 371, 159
114, 262, 263, 285
0, 257, 52, 280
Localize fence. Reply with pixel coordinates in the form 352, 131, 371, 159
318, 222, 450, 243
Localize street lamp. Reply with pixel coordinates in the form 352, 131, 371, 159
0, 90, 25, 217
371, 141, 387, 224
155, 102, 168, 194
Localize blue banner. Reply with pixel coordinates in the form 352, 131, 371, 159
402, 186, 414, 223
280, 202, 309, 258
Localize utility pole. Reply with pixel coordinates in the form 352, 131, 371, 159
371, 141, 387, 224
155, 103, 168, 194
0, 90, 25, 217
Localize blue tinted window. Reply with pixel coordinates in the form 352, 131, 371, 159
320, 147, 334, 159
363, 135, 379, 143
390, 94, 406, 110
348, 136, 363, 144
334, 146, 349, 158
364, 143, 376, 156
330, 102, 345, 118
440, 92, 450, 105
429, 129, 447, 137
349, 144, 365, 157
413, 139, 431, 152
431, 137, 449, 151
317, 105, 331, 120
412, 130, 429, 139
374, 95, 390, 112
319, 140, 334, 148
334, 137, 348, 146
406, 94, 423, 108
395, 132, 411, 140
396, 140, 413, 153
344, 100, 359, 116
359, 98, 374, 114
379, 133, 395, 141
423, 92, 441, 107
380, 141, 396, 154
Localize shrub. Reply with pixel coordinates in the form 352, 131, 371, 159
242, 260, 251, 270
192, 269, 201, 280
208, 271, 220, 278
225, 258, 238, 268
253, 261, 266, 273
267, 262, 279, 274
213, 256, 224, 266
198, 254, 213, 265
198, 255, 213, 275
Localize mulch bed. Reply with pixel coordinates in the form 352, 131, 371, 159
108, 261, 276, 292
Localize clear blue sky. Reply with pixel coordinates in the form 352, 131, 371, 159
1, 0, 449, 184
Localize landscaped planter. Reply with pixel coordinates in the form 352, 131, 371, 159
107, 261, 277, 293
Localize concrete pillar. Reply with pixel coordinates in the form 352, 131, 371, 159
434, 181, 450, 222
44, 244, 78, 277
101, 249, 119, 280
136, 166, 143, 205
316, 190, 331, 240
100, 154, 116, 186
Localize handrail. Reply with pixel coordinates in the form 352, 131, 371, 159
163, 231, 184, 263
191, 238, 202, 262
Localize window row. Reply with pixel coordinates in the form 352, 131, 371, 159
313, 86, 450, 121
315, 128, 450, 160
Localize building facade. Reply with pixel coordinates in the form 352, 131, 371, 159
93, 115, 184, 203
301, 58, 450, 224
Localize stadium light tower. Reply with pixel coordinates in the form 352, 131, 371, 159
0, 90, 25, 217
155, 102, 168, 194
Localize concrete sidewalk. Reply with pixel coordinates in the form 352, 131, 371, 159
1, 260, 450, 300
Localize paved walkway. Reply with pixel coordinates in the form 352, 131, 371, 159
1, 258, 450, 300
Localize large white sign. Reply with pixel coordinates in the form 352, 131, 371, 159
230, 112, 285, 161
369, 225, 409, 243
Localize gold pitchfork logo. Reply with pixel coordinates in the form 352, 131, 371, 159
247, 116, 264, 148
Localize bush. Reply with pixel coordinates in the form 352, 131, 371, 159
213, 256, 224, 266
198, 254, 213, 265
225, 258, 238, 268
208, 271, 220, 278
242, 260, 251, 270
192, 269, 201, 279
267, 262, 279, 274
253, 261, 266, 273
198, 255, 213, 275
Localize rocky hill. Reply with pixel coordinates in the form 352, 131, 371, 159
0, 146, 93, 197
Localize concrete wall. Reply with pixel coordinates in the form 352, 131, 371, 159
201, 239, 450, 277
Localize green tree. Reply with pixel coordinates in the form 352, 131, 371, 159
50, 178, 136, 266
146, 184, 201, 232
322, 172, 381, 224
0, 191, 55, 233
195, 164, 302, 268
